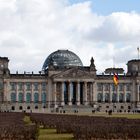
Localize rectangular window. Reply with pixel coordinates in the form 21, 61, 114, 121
26, 82, 31, 91
10, 82, 16, 90
42, 82, 46, 91
112, 84, 115, 91
119, 84, 123, 91
97, 83, 103, 91
0, 82, 3, 90
34, 82, 38, 91
18, 82, 23, 90
105, 84, 109, 91
126, 84, 131, 91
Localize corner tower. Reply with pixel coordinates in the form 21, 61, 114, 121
0, 57, 9, 75
127, 59, 140, 75
0, 57, 9, 102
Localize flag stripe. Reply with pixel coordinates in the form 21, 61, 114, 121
113, 73, 118, 86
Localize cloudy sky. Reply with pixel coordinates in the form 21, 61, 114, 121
0, 0, 140, 74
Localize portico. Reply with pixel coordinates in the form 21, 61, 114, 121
52, 80, 95, 107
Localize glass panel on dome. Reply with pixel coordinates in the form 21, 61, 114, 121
42, 50, 83, 70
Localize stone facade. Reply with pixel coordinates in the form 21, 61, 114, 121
0, 51, 140, 113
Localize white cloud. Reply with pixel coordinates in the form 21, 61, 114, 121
0, 0, 139, 74
88, 12, 140, 42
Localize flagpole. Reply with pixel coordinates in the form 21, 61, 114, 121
113, 56, 115, 68
137, 47, 139, 59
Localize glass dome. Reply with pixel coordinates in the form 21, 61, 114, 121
42, 50, 83, 70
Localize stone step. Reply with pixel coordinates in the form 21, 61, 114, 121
63, 105, 92, 109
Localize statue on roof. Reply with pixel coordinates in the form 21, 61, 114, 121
90, 57, 96, 71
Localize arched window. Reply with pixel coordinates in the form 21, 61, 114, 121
35, 106, 38, 109
34, 92, 39, 103
119, 93, 124, 103
42, 92, 46, 103
19, 106, 23, 110
18, 92, 23, 103
27, 106, 30, 110
97, 93, 103, 102
105, 93, 110, 102
11, 106, 15, 110
26, 93, 31, 103
126, 93, 131, 102
112, 94, 117, 103
11, 93, 16, 103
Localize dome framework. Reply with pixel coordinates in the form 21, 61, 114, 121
42, 50, 83, 70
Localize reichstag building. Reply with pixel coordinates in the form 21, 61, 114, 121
0, 50, 140, 113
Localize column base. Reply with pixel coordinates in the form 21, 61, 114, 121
84, 102, 88, 105
61, 102, 65, 106
54, 104, 58, 108
68, 102, 72, 105
76, 102, 80, 105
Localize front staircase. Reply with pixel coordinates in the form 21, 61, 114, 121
55, 105, 95, 113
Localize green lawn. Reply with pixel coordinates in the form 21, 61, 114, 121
65, 112, 140, 119
23, 113, 140, 140
108, 113, 140, 119
23, 115, 74, 140
38, 128, 74, 140
89, 112, 140, 119
23, 115, 33, 125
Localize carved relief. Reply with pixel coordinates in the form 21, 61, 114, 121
53, 68, 95, 79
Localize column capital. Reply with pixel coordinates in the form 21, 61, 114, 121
75, 81, 81, 84
84, 81, 87, 84
53, 81, 56, 83
66, 80, 72, 84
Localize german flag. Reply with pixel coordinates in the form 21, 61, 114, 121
113, 73, 118, 86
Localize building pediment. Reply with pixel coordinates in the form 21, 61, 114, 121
52, 67, 95, 79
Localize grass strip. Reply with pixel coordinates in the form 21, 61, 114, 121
38, 128, 74, 140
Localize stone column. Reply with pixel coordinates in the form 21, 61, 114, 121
47, 79, 53, 110
90, 83, 93, 103
39, 82, 41, 103
110, 84, 112, 102
22, 83, 26, 103
102, 84, 105, 102
3, 81, 7, 102
23, 82, 26, 103
76, 82, 80, 105
61, 82, 65, 106
53, 82, 57, 107
137, 84, 139, 102
3, 82, 8, 111
132, 80, 136, 102
93, 82, 96, 102
46, 83, 48, 102
124, 84, 126, 102
116, 86, 119, 102
83, 82, 87, 105
31, 83, 34, 103
16, 82, 18, 102
68, 82, 72, 105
